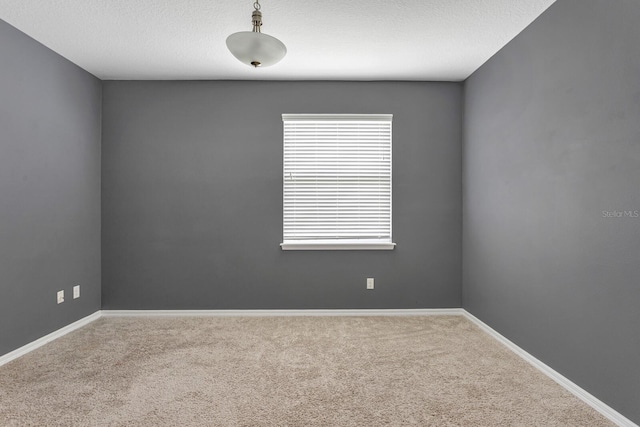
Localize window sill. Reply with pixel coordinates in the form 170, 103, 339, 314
280, 242, 396, 251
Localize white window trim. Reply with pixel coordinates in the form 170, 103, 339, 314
281, 114, 395, 251
281, 241, 396, 251
281, 114, 393, 122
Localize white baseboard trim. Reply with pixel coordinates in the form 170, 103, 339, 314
101, 308, 465, 317
0, 311, 102, 368
462, 311, 638, 427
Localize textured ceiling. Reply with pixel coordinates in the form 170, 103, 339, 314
0, 0, 556, 81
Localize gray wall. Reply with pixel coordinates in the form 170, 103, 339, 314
102, 81, 462, 309
0, 20, 102, 356
463, 0, 640, 422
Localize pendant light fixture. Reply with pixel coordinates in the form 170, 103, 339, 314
226, 0, 287, 68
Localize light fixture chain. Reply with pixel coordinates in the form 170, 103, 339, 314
251, 0, 263, 33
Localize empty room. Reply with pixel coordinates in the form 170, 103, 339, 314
1, 0, 638, 425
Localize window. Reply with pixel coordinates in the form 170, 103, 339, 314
281, 114, 395, 250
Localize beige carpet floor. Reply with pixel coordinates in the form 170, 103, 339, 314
0, 315, 613, 426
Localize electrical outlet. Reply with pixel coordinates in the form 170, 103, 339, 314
57, 290, 65, 304
367, 278, 374, 290
73, 285, 80, 299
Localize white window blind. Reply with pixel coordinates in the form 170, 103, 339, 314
281, 114, 395, 250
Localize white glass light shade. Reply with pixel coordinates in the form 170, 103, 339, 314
226, 31, 287, 67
